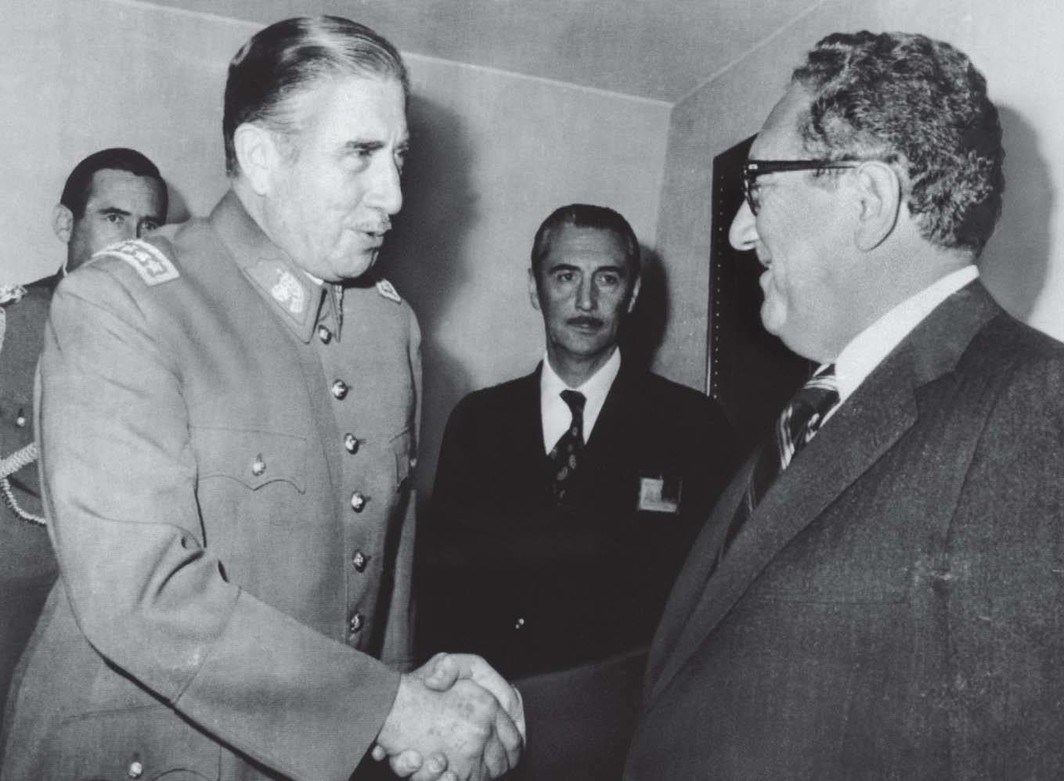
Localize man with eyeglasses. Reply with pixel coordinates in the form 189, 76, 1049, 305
617, 30, 1064, 778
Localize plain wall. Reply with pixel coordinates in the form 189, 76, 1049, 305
656, 0, 1064, 390
0, 0, 671, 506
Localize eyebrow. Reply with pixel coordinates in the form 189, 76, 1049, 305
547, 262, 627, 275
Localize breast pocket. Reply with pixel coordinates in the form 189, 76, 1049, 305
190, 427, 308, 531
192, 427, 307, 492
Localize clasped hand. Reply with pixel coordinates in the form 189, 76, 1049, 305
374, 653, 526, 780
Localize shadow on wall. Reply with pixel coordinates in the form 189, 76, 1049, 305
622, 243, 668, 373
376, 94, 478, 517
980, 106, 1053, 320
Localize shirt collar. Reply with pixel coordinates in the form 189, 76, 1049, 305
540, 348, 622, 451
831, 265, 979, 402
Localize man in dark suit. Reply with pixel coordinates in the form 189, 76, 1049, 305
0, 147, 167, 757
419, 204, 736, 680
622, 31, 1064, 778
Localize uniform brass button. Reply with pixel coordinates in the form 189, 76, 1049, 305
318, 325, 332, 344
127, 760, 144, 779
514, 617, 526, 630
352, 551, 368, 571
331, 380, 349, 400
350, 492, 366, 512
251, 454, 266, 477
349, 612, 365, 633
15, 408, 26, 428
344, 433, 359, 454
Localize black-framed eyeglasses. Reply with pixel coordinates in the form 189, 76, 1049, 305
741, 159, 862, 215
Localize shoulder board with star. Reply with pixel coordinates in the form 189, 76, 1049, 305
93, 239, 180, 287
376, 278, 402, 304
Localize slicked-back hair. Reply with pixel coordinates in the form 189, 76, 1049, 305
223, 15, 409, 177
792, 31, 1004, 255
531, 204, 641, 279
60, 148, 166, 219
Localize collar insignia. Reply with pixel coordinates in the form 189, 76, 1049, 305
376, 278, 401, 304
271, 269, 307, 316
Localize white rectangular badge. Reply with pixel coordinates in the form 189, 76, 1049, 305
638, 476, 682, 513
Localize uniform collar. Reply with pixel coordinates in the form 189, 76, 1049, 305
210, 190, 341, 344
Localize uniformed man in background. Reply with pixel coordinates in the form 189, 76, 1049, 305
0, 147, 167, 758
2, 17, 521, 781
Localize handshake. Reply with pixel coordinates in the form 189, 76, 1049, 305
372, 653, 526, 781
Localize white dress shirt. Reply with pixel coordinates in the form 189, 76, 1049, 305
825, 265, 979, 416
540, 348, 622, 453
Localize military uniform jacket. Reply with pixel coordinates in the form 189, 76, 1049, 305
0, 274, 60, 758
1, 192, 421, 781
419, 363, 736, 678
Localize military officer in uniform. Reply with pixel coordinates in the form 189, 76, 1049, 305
0, 147, 166, 757
2, 17, 521, 781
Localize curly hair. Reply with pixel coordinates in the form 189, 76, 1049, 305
792, 31, 1004, 255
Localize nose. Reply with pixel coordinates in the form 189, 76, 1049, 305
369, 157, 403, 216
135, 222, 151, 239
728, 200, 758, 254
575, 277, 597, 311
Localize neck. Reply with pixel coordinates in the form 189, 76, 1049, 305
546, 346, 617, 388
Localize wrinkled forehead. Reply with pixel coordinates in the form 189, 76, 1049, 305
749, 84, 812, 160
541, 226, 632, 271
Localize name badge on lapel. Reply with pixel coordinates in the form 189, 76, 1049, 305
638, 476, 682, 513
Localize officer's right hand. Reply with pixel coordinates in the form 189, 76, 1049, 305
375, 670, 523, 781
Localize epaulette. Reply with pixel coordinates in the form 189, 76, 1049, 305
94, 239, 180, 287
0, 284, 27, 305
376, 278, 402, 304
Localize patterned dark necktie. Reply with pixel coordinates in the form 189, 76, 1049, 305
549, 390, 586, 501
720, 364, 839, 558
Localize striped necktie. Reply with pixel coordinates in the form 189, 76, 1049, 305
549, 390, 586, 502
720, 364, 839, 558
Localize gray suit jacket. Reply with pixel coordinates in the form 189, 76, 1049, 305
623, 281, 1064, 779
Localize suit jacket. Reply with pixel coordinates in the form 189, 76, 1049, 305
418, 362, 736, 679
624, 281, 1064, 779
1, 192, 420, 781
0, 273, 60, 761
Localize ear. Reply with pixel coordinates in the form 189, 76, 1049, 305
527, 267, 541, 311
853, 161, 901, 252
52, 204, 74, 244
626, 274, 642, 313
233, 123, 281, 196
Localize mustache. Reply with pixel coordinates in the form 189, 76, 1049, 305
566, 316, 604, 328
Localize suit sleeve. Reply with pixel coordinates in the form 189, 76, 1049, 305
39, 268, 398, 781
945, 352, 1064, 775
429, 394, 481, 534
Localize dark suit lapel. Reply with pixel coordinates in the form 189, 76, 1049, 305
514, 365, 551, 480
582, 361, 638, 454
646, 280, 1001, 703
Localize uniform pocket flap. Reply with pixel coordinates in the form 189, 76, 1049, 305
191, 427, 307, 493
